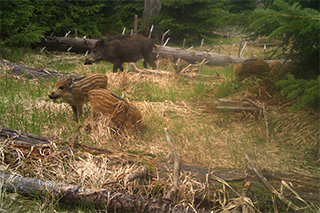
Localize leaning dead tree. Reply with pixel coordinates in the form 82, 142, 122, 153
38, 36, 249, 66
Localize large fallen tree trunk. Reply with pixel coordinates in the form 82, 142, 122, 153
39, 36, 97, 53
38, 36, 249, 66
155, 45, 248, 66
0, 172, 211, 213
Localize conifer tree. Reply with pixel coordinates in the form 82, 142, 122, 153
250, 0, 320, 79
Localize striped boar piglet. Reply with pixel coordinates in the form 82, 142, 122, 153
88, 89, 146, 131
49, 73, 108, 122
234, 59, 270, 81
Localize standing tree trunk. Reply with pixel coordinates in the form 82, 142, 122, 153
141, 0, 162, 33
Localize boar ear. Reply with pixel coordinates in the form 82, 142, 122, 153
66, 78, 73, 86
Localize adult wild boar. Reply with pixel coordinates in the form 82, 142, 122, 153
84, 35, 156, 72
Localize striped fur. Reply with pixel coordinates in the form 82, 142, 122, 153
49, 73, 108, 122
234, 59, 270, 81
88, 89, 146, 130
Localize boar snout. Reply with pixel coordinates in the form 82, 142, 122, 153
84, 58, 93, 65
49, 92, 59, 99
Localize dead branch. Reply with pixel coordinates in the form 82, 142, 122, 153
72, 139, 114, 155
130, 62, 172, 76
215, 106, 259, 113
244, 153, 301, 212
130, 62, 218, 79
161, 29, 170, 45
1, 60, 80, 79
262, 103, 270, 143
164, 128, 180, 201
0, 127, 59, 145
174, 58, 182, 73
128, 166, 149, 183
240, 41, 248, 57
198, 59, 207, 74
0, 172, 210, 213
180, 64, 192, 73
200, 38, 204, 51
163, 38, 170, 47
148, 25, 154, 39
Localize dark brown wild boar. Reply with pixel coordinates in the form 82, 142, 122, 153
84, 35, 156, 72
49, 73, 108, 122
88, 89, 146, 131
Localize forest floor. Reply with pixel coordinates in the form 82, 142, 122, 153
0, 41, 319, 212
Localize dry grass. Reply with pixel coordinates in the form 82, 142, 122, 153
0, 42, 319, 212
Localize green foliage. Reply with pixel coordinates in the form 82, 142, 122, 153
0, 0, 105, 47
275, 74, 320, 110
250, 0, 320, 79
99, 1, 144, 35
0, 0, 265, 49
150, 0, 234, 45
0, 1, 50, 46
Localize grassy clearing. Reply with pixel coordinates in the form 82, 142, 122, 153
0, 42, 319, 212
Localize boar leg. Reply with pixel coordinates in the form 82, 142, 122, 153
71, 105, 83, 122
71, 105, 79, 122
143, 60, 147, 69
143, 55, 156, 69
113, 60, 124, 72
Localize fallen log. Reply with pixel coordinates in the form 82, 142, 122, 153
39, 36, 97, 53
215, 105, 259, 113
155, 45, 248, 66
0, 60, 80, 79
38, 36, 249, 66
0, 172, 211, 213
0, 127, 59, 145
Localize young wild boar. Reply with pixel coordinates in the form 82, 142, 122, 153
234, 59, 270, 81
84, 35, 156, 72
49, 73, 108, 122
88, 89, 146, 131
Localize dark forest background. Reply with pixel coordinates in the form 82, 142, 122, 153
1, 0, 319, 80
